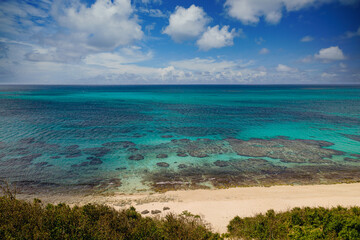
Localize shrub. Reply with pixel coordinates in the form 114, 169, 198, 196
0, 189, 221, 240
228, 206, 360, 240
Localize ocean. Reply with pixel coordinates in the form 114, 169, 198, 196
0, 85, 359, 194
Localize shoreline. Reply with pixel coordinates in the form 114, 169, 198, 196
15, 182, 360, 233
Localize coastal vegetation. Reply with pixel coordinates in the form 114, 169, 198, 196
228, 206, 360, 240
0, 187, 221, 240
1, 184, 359, 239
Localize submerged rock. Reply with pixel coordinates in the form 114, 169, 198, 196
35, 162, 48, 167
227, 137, 344, 164
156, 154, 168, 159
178, 164, 187, 169
127, 147, 138, 152
18, 137, 36, 144
161, 135, 173, 138
344, 157, 360, 163
128, 154, 144, 161
64, 145, 82, 158
6, 154, 42, 166
342, 134, 360, 142
189, 152, 208, 158
71, 161, 89, 168
89, 158, 103, 165
214, 160, 230, 167
177, 153, 188, 157
83, 147, 111, 157
116, 167, 127, 170
102, 141, 136, 148
156, 162, 170, 168
163, 207, 170, 211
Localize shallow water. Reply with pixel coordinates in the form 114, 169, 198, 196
0, 85, 359, 194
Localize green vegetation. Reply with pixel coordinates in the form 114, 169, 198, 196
228, 206, 360, 240
1, 182, 359, 239
0, 184, 221, 240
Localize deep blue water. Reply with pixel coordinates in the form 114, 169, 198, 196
0, 85, 359, 194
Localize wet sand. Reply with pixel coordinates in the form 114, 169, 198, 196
16, 182, 360, 233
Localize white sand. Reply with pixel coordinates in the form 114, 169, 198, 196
17, 183, 360, 233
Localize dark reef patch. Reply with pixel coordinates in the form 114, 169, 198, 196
178, 164, 187, 169
344, 157, 360, 163
88, 157, 103, 165
342, 134, 360, 142
177, 153, 188, 157
161, 135, 173, 138
144, 158, 360, 192
213, 160, 230, 167
128, 154, 144, 161
127, 147, 138, 152
2, 154, 42, 166
156, 162, 170, 168
227, 137, 343, 163
34, 162, 49, 167
102, 141, 136, 148
83, 147, 111, 157
156, 154, 168, 159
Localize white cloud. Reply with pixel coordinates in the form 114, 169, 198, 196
314, 46, 345, 61
170, 58, 237, 72
163, 5, 210, 42
321, 72, 337, 78
196, 25, 237, 51
224, 0, 358, 25
339, 62, 347, 68
301, 55, 313, 63
138, 7, 167, 18
53, 0, 143, 49
276, 64, 297, 72
345, 26, 360, 38
301, 36, 314, 42
259, 48, 269, 54
255, 37, 265, 45
83, 47, 153, 68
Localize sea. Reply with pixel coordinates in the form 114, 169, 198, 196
0, 85, 359, 194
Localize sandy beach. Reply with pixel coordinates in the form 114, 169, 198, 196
16, 183, 360, 233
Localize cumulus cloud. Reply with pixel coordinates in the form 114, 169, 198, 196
276, 64, 297, 72
53, 0, 143, 50
224, 0, 358, 25
163, 5, 210, 42
301, 36, 314, 42
196, 25, 238, 51
314, 46, 345, 61
259, 48, 269, 54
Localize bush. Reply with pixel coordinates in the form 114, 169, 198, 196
227, 206, 360, 240
0, 189, 222, 240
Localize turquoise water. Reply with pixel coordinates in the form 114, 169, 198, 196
0, 85, 359, 194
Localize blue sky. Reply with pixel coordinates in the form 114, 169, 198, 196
0, 0, 359, 84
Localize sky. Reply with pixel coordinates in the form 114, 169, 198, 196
0, 0, 359, 85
